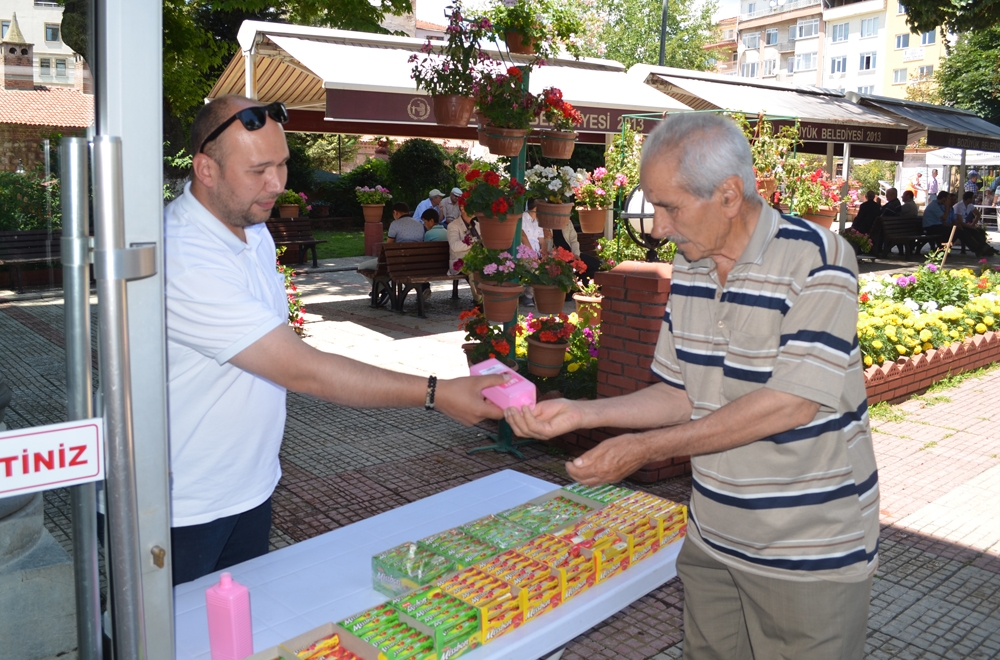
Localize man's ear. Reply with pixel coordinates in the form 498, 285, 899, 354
192, 152, 219, 189
719, 175, 746, 216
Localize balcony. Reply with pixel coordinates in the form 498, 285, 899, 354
775, 41, 796, 52
902, 47, 925, 62
741, 0, 821, 21
34, 1, 60, 6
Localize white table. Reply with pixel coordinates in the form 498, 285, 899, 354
174, 470, 681, 660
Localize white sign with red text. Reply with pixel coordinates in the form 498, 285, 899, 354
0, 418, 104, 497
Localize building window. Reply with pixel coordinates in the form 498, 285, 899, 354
831, 22, 849, 43
39, 58, 51, 76
1, 21, 8, 39
765, 28, 778, 45
860, 17, 878, 38
788, 57, 795, 73
45, 24, 60, 42
921, 30, 935, 45
795, 52, 818, 71
747, 2, 756, 14
893, 68, 907, 84
858, 85, 875, 94
797, 18, 819, 39
732, 51, 739, 63
723, 29, 735, 40
859, 52, 876, 70
918, 64, 934, 80
897, 2, 906, 14
743, 32, 760, 49
895, 33, 910, 49
741, 62, 759, 77
762, 59, 777, 76
55, 59, 66, 76
831, 56, 847, 74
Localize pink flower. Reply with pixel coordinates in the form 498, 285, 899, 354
593, 167, 608, 179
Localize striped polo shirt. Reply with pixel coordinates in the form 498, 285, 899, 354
652, 205, 879, 583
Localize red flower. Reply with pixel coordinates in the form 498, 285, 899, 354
539, 330, 558, 343
476, 323, 489, 337
483, 171, 501, 186
507, 66, 523, 79
859, 292, 870, 303
466, 169, 482, 181
491, 198, 509, 215
492, 339, 511, 355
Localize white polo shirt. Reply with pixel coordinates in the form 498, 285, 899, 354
164, 183, 288, 527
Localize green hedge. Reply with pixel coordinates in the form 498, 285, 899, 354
0, 172, 61, 231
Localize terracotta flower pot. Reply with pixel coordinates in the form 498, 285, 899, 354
576, 207, 607, 234
800, 207, 838, 230
572, 293, 603, 326
462, 343, 517, 370
478, 282, 524, 323
532, 284, 567, 314
475, 112, 488, 146
535, 201, 573, 230
484, 126, 529, 157
433, 95, 476, 127
362, 204, 385, 223
539, 130, 578, 159
504, 30, 536, 55
756, 177, 777, 201
278, 204, 300, 218
476, 212, 518, 250
526, 337, 568, 377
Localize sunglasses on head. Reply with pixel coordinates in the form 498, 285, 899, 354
199, 101, 289, 154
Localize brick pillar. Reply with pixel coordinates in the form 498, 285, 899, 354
577, 231, 600, 257
556, 260, 692, 483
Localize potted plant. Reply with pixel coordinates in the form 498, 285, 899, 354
575, 167, 628, 234
519, 245, 586, 313
524, 312, 576, 377
460, 166, 526, 249
842, 228, 874, 256
537, 87, 582, 159
732, 113, 800, 203
276, 189, 310, 218
356, 185, 393, 223
524, 164, 587, 229
458, 306, 516, 367
483, 0, 589, 58
477, 66, 539, 156
310, 199, 331, 218
409, 5, 492, 127
572, 279, 602, 326
784, 164, 841, 228
460, 243, 529, 322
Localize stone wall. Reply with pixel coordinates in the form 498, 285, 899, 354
0, 124, 86, 173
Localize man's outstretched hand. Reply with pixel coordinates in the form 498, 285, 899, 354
435, 375, 507, 425
565, 433, 652, 485
504, 398, 585, 440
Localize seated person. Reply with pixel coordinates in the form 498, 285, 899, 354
447, 206, 481, 303
357, 202, 423, 279
869, 188, 902, 256
899, 190, 920, 219
850, 190, 881, 235
421, 208, 448, 242
953, 191, 996, 257
880, 188, 902, 217
922, 190, 951, 241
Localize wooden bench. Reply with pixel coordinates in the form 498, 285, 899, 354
382, 242, 462, 318
878, 216, 936, 258
0, 230, 62, 293
266, 219, 326, 268
358, 244, 393, 309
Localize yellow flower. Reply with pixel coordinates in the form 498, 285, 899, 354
923, 342, 933, 351
985, 316, 995, 327
863, 355, 873, 367
872, 340, 884, 350
567, 362, 581, 373
919, 329, 933, 342
896, 345, 907, 355
564, 351, 572, 362
913, 345, 922, 355
976, 323, 988, 334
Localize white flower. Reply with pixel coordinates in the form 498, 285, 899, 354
922, 301, 939, 312
543, 167, 557, 177
903, 299, 919, 311
548, 179, 562, 191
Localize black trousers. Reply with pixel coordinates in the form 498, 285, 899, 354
170, 496, 272, 585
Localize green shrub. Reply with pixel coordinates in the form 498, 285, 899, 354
0, 172, 61, 231
317, 158, 391, 218
387, 139, 454, 210
597, 221, 675, 268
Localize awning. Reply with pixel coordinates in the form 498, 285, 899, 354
209, 21, 690, 142
628, 65, 910, 160
924, 148, 1000, 167
849, 93, 1000, 153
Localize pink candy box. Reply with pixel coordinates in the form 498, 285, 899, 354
470, 358, 536, 410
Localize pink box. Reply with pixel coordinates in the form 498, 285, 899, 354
470, 358, 536, 410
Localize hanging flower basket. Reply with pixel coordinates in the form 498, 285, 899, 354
756, 177, 777, 201
535, 201, 574, 230
484, 126, 530, 157
475, 212, 518, 250
532, 284, 566, 314
479, 282, 524, 323
278, 204, 300, 218
361, 204, 385, 223
800, 206, 838, 230
504, 30, 536, 55
433, 95, 476, 127
526, 337, 568, 377
572, 293, 603, 326
539, 130, 578, 159
475, 111, 488, 146
576, 207, 607, 234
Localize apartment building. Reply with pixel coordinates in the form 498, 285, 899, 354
732, 0, 947, 100
704, 16, 739, 76
1, 0, 83, 90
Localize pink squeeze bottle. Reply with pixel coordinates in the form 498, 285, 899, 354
205, 572, 253, 660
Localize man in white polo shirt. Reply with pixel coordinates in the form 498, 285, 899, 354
165, 95, 505, 584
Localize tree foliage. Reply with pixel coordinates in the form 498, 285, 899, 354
587, 0, 718, 70
934, 25, 1000, 125
387, 139, 455, 210
901, 0, 1000, 36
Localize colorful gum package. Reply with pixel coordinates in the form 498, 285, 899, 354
497, 496, 593, 534
438, 567, 526, 643
459, 515, 536, 551
469, 358, 536, 410
561, 483, 634, 504
417, 529, 501, 567
393, 586, 483, 660
371, 541, 457, 597
518, 535, 596, 601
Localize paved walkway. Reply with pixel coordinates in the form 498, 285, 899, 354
3, 249, 1000, 658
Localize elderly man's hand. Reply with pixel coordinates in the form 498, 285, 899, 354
565, 434, 652, 485
435, 375, 507, 425
504, 398, 584, 440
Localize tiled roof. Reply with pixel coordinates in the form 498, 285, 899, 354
0, 86, 94, 128
415, 19, 446, 31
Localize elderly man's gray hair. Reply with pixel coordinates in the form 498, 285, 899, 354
641, 113, 758, 202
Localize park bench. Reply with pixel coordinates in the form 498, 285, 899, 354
879, 217, 935, 258
357, 243, 393, 309
382, 242, 462, 318
266, 219, 326, 268
0, 229, 62, 293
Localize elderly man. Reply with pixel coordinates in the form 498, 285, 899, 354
506, 113, 878, 659
928, 169, 940, 196
899, 190, 919, 219
413, 188, 444, 224
438, 187, 464, 228
880, 187, 902, 217
165, 96, 504, 584
850, 190, 881, 235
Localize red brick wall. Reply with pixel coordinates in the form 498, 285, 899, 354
0, 124, 87, 173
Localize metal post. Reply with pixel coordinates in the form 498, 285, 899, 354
658, 0, 669, 67
840, 142, 851, 234
959, 149, 967, 193
92, 135, 148, 660
244, 50, 256, 100
61, 137, 102, 660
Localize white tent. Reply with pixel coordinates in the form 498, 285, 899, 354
925, 148, 1000, 166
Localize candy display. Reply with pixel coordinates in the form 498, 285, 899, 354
438, 567, 526, 643
417, 529, 501, 566
372, 542, 457, 597
497, 496, 593, 534
561, 483, 634, 504
459, 515, 535, 551
295, 633, 364, 660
